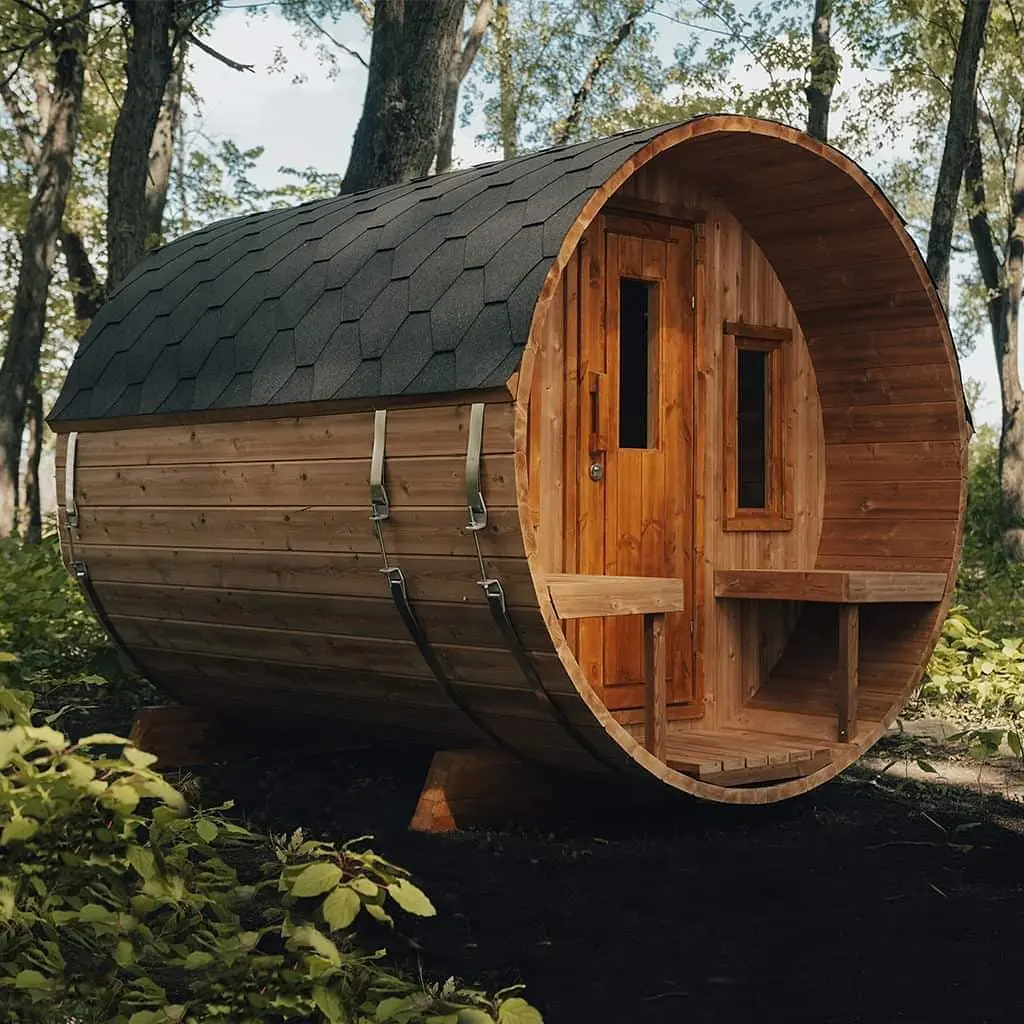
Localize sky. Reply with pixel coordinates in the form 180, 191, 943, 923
189, 2, 1001, 427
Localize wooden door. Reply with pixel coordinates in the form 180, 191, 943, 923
576, 215, 697, 711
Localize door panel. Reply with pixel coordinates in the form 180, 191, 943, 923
575, 216, 696, 711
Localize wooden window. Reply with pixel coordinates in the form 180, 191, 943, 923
722, 321, 793, 531
618, 278, 658, 449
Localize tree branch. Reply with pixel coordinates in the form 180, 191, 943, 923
60, 229, 103, 321
0, 77, 41, 166
554, 0, 647, 146
303, 12, 368, 68
185, 31, 254, 73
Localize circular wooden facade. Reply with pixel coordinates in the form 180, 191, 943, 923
50, 115, 967, 803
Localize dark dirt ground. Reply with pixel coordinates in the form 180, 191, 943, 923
198, 744, 1024, 1024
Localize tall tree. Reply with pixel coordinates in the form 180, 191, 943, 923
0, 1, 89, 537
341, 0, 464, 193
805, 0, 838, 142
925, 0, 990, 308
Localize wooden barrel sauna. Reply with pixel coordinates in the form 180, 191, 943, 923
50, 115, 969, 806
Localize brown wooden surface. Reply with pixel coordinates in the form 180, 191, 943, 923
643, 612, 667, 759
838, 603, 859, 742
546, 574, 686, 619
713, 569, 947, 603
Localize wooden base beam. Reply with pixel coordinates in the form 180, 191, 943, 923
837, 604, 859, 743
409, 749, 614, 833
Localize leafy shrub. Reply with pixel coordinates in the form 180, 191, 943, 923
0, 536, 154, 736
955, 426, 1024, 636
920, 608, 1024, 722
0, 683, 541, 1024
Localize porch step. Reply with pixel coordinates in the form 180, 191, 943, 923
664, 728, 834, 787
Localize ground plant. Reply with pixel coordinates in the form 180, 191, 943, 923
0, 676, 540, 1024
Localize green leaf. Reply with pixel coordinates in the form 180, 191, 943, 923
387, 879, 436, 917
314, 984, 349, 1023
128, 1013, 165, 1024
289, 925, 341, 966
196, 819, 218, 843
124, 746, 159, 769
79, 903, 116, 924
915, 759, 938, 774
184, 950, 214, 970
14, 969, 48, 990
376, 997, 410, 1021
365, 902, 393, 927
322, 885, 361, 931
104, 782, 141, 813
76, 732, 129, 746
457, 1010, 496, 1024
349, 876, 379, 897
497, 998, 544, 1024
1, 816, 39, 844
127, 844, 157, 881
291, 861, 343, 898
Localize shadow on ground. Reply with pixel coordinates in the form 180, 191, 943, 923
204, 748, 1024, 1024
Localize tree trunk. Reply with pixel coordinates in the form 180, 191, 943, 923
925, 0, 990, 307
23, 383, 43, 544
437, 0, 494, 174
107, 0, 177, 292
997, 120, 1024, 558
966, 111, 1024, 559
805, 0, 839, 143
61, 229, 104, 322
146, 53, 185, 244
342, 0, 464, 194
0, 14, 87, 537
494, 0, 517, 159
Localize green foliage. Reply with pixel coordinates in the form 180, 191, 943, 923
955, 427, 1024, 636
921, 609, 1024, 723
0, 536, 149, 735
0, 685, 541, 1024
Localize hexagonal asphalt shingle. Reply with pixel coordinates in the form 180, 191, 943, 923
50, 120, 691, 422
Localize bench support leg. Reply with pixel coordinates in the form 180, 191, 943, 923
644, 612, 667, 760
837, 603, 859, 742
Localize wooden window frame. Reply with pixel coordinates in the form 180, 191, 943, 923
722, 321, 793, 532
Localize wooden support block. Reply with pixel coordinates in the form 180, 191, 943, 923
643, 612, 667, 760
408, 749, 611, 833
128, 704, 363, 769
837, 604, 859, 742
713, 568, 946, 603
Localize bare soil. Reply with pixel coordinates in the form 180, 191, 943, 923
202, 744, 1024, 1024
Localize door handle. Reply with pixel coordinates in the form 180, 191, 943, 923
588, 370, 607, 456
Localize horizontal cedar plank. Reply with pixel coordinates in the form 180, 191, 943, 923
74, 505, 526, 558
112, 615, 574, 694
821, 402, 961, 443
741, 197, 890, 239
698, 752, 833, 787
796, 294, 936, 335
76, 454, 515, 508
96, 582, 553, 650
817, 519, 957, 559
815, 553, 952, 573
546, 573, 686, 618
824, 479, 961, 520
825, 441, 963, 481
748, 688, 895, 721
136, 649, 591, 727
782, 257, 923, 307
815, 362, 958, 406
76, 545, 542, 606
713, 569, 946, 603
761, 225, 905, 272
806, 326, 945, 367
55, 402, 515, 468
725, 707, 877, 742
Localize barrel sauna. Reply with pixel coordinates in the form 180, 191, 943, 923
49, 115, 969, 810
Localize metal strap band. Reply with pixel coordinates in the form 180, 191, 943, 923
465, 402, 487, 531
382, 567, 511, 751
367, 407, 513, 753
479, 578, 628, 776
65, 431, 80, 529
370, 409, 390, 521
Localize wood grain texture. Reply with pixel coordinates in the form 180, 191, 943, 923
546, 574, 685, 618
713, 569, 946, 603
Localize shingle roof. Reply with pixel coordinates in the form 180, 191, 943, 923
50, 121, 678, 423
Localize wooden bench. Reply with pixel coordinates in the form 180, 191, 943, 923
714, 569, 946, 742
546, 574, 685, 761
